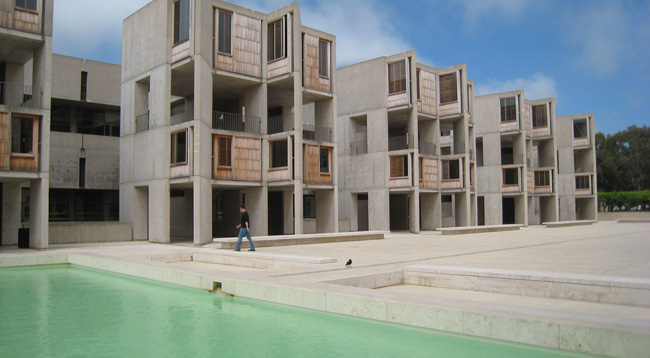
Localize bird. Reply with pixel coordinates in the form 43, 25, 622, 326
345, 259, 352, 267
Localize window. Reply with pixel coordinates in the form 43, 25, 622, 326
303, 193, 316, 218
442, 159, 460, 180
388, 61, 406, 94
440, 146, 452, 156
500, 97, 516, 122
11, 116, 33, 154
79, 158, 86, 188
173, 0, 190, 45
318, 40, 329, 78
576, 175, 590, 190
80, 71, 88, 101
501, 147, 513, 165
320, 147, 330, 173
218, 10, 232, 54
217, 136, 232, 167
416, 68, 421, 100
171, 130, 187, 165
270, 139, 288, 168
390, 155, 408, 177
532, 104, 547, 128
439, 73, 457, 104
573, 119, 588, 138
534, 171, 550, 186
15, 0, 36, 11
268, 17, 285, 62
503, 168, 519, 185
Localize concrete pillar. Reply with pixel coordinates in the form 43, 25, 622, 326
315, 189, 335, 233
193, 177, 212, 245
2, 182, 21, 246
245, 186, 267, 237
130, 185, 148, 241
148, 180, 170, 243
283, 189, 293, 235
29, 178, 48, 250
293, 183, 303, 234
370, 189, 390, 232
421, 193, 438, 230
409, 189, 420, 233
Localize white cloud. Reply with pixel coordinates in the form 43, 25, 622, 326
475, 73, 557, 100
459, 0, 531, 24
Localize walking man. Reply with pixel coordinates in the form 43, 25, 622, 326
235, 205, 255, 251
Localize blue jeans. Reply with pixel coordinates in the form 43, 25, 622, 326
236, 228, 255, 251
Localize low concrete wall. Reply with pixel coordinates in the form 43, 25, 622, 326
598, 211, 650, 221
49, 222, 132, 244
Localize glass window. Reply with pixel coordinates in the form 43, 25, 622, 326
442, 159, 460, 180
174, 0, 190, 45
217, 136, 232, 167
416, 69, 421, 100
268, 18, 285, 62
171, 130, 187, 165
503, 168, 519, 185
318, 40, 329, 78
573, 119, 588, 138
11, 116, 33, 154
319, 147, 330, 173
218, 10, 232, 54
439, 73, 458, 104
388, 61, 406, 94
270, 139, 288, 168
80, 71, 88, 101
501, 147, 514, 165
303, 194, 316, 219
51, 105, 72, 133
576, 175, 590, 189
15, 0, 37, 11
532, 104, 548, 128
534, 171, 550, 186
500, 97, 516, 122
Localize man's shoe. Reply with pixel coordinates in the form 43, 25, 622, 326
248, 249, 255, 251
233, 249, 240, 251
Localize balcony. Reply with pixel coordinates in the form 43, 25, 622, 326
0, 6, 41, 34
350, 141, 367, 155
388, 134, 414, 151
170, 102, 192, 126
213, 111, 261, 135
135, 113, 149, 133
268, 113, 294, 135
531, 169, 553, 194
575, 175, 592, 196
418, 141, 436, 156
502, 166, 522, 193
302, 124, 332, 142
0, 82, 42, 109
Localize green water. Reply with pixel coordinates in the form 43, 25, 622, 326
0, 265, 591, 358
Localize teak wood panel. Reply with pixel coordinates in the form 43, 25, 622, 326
268, 57, 290, 78
8, 115, 39, 172
14, 9, 40, 34
389, 177, 410, 188
387, 92, 408, 108
532, 126, 551, 138
232, 137, 261, 181
527, 170, 533, 193
419, 157, 438, 189
215, 11, 261, 78
573, 137, 590, 147
438, 102, 460, 116
303, 34, 330, 93
440, 179, 462, 190
171, 163, 190, 178
419, 70, 437, 115
303, 144, 331, 185
0, 113, 9, 170
172, 40, 190, 63
500, 120, 519, 133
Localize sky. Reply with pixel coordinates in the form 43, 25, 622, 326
52, 0, 650, 135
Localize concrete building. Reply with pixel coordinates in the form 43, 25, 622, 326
474, 91, 559, 226
337, 51, 476, 233
48, 54, 121, 222
556, 113, 598, 221
0, 0, 53, 249
120, 0, 338, 245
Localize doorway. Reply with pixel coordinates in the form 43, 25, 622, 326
268, 191, 284, 235
502, 197, 515, 224
357, 193, 368, 231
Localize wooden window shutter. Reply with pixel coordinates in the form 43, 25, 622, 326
440, 73, 457, 104
218, 136, 231, 166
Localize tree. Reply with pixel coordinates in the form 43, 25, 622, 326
596, 125, 650, 192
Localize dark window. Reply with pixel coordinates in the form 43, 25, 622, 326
503, 168, 519, 185
440, 146, 451, 156
217, 136, 232, 167
48, 189, 119, 222
173, 0, 190, 45
416, 68, 421, 100
318, 40, 329, 78
80, 71, 88, 101
303, 194, 316, 218
171, 130, 187, 164
15, 0, 37, 11
439, 73, 457, 104
534, 171, 550, 186
270, 139, 288, 168
573, 119, 588, 138
442, 159, 460, 180
79, 158, 86, 188
388, 61, 406, 94
576, 175, 590, 189
11, 116, 33, 154
320, 147, 329, 173
51, 105, 72, 132
532, 104, 548, 128
501, 147, 514, 165
268, 18, 285, 62
500, 97, 516, 122
218, 10, 232, 54
390, 155, 408, 177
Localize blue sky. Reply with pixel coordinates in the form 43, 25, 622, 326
52, 0, 650, 135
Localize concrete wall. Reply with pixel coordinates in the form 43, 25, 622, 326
49, 222, 132, 244
52, 54, 121, 106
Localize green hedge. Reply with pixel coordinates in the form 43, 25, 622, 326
598, 191, 650, 211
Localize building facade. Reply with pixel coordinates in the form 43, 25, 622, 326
337, 51, 476, 232
120, 0, 338, 245
0, 0, 53, 249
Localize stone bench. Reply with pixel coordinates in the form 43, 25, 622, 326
437, 224, 522, 235
192, 251, 336, 269
213, 231, 384, 249
544, 220, 596, 228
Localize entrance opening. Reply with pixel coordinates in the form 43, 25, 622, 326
502, 197, 515, 224
357, 193, 368, 231
478, 196, 485, 226
268, 191, 284, 235
389, 194, 409, 231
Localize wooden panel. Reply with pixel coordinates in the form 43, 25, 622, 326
440, 180, 462, 190
419, 157, 437, 189
9, 115, 38, 172
532, 126, 550, 138
389, 177, 410, 188
0, 112, 9, 170
304, 144, 320, 184
233, 136, 261, 181
171, 163, 190, 178
438, 102, 460, 116
419, 70, 437, 115
213, 135, 232, 180
14, 9, 39, 34
268, 57, 290, 78
215, 11, 261, 78
502, 185, 520, 193
171, 40, 190, 63
573, 137, 590, 147
268, 168, 290, 181
527, 170, 533, 193
0, 10, 12, 29
500, 120, 519, 133
387, 92, 408, 108
303, 34, 330, 93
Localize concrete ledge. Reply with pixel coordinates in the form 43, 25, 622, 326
544, 220, 596, 228
618, 219, 650, 223
214, 231, 384, 249
192, 251, 336, 269
437, 224, 522, 235
402, 265, 650, 308
49, 222, 133, 244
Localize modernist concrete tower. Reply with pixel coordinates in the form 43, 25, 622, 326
556, 113, 597, 221
0, 0, 53, 249
474, 91, 559, 226
337, 51, 476, 232
120, 0, 338, 245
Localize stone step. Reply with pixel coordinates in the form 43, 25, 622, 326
437, 224, 522, 235
213, 231, 384, 249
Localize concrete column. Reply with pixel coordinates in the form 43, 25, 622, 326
245, 186, 267, 237
29, 178, 48, 250
2, 182, 22, 246
193, 177, 212, 245
370, 189, 390, 232
293, 183, 303, 234
148, 180, 170, 243
283, 189, 293, 235
409, 189, 420, 233
420, 193, 438, 230
315, 189, 335, 233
